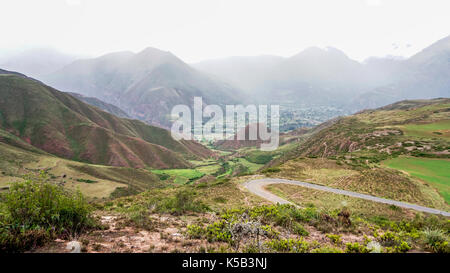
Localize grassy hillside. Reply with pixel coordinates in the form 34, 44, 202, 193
0, 74, 213, 169
66, 92, 130, 118
0, 135, 175, 198
291, 98, 450, 160
383, 157, 450, 203
260, 99, 450, 210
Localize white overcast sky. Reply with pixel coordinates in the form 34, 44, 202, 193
0, 0, 449, 63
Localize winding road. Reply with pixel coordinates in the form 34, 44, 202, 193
243, 178, 450, 217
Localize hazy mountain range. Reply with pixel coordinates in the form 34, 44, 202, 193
1, 35, 449, 129
42, 47, 241, 128
195, 35, 450, 110
0, 48, 79, 79
0, 71, 212, 168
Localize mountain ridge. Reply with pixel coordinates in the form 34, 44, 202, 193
0, 73, 213, 168
43, 47, 242, 128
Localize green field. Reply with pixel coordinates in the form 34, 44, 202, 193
236, 158, 264, 172
402, 120, 450, 140
151, 169, 205, 184
383, 157, 450, 203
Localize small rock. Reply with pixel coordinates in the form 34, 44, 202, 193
66, 241, 81, 253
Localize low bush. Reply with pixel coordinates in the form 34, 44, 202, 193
186, 224, 206, 239
261, 167, 281, 174
157, 190, 209, 215
311, 246, 343, 253
293, 223, 309, 236
0, 173, 95, 252
326, 234, 342, 245
265, 238, 311, 253
422, 228, 449, 253
345, 242, 369, 253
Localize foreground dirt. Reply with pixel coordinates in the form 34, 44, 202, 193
31, 212, 226, 253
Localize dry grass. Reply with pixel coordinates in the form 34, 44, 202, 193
266, 184, 418, 221
268, 158, 448, 209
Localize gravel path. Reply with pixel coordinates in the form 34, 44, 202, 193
243, 178, 450, 217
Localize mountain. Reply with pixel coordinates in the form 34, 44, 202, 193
195, 37, 450, 112
66, 92, 130, 118
266, 47, 367, 106
0, 68, 28, 77
193, 55, 284, 98
292, 98, 450, 159
214, 123, 268, 150
0, 48, 78, 79
43, 47, 241, 128
352, 35, 450, 110
0, 71, 213, 169
194, 47, 370, 106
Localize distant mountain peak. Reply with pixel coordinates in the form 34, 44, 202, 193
408, 34, 450, 64
139, 46, 170, 55
291, 46, 351, 61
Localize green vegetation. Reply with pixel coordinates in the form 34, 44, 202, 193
1, 92, 449, 253
245, 150, 275, 164
0, 173, 96, 252
76, 178, 98, 184
422, 228, 449, 253
383, 157, 450, 203
0, 74, 211, 170
268, 157, 448, 209
151, 169, 205, 184
402, 120, 450, 140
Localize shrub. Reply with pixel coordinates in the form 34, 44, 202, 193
311, 246, 343, 253
158, 190, 209, 215
205, 220, 232, 243
345, 242, 369, 253
0, 173, 95, 252
429, 241, 450, 253
422, 228, 447, 246
186, 224, 206, 239
265, 238, 310, 253
422, 228, 449, 253
261, 225, 280, 238
293, 223, 309, 236
377, 231, 411, 253
326, 234, 342, 245
76, 178, 97, 184
245, 152, 274, 164
261, 167, 281, 174
126, 208, 153, 230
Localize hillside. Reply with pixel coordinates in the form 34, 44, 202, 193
195, 37, 450, 113
66, 92, 130, 118
0, 73, 213, 169
352, 35, 450, 109
263, 98, 449, 209
1, 96, 449, 254
195, 47, 369, 106
43, 47, 241, 128
295, 98, 450, 159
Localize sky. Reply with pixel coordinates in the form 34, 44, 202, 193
0, 0, 449, 63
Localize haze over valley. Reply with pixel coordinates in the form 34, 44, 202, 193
2, 34, 449, 131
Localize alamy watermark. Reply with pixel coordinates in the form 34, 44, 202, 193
170, 97, 279, 151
